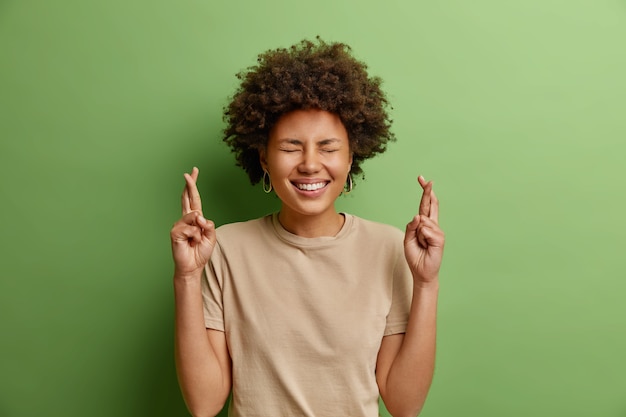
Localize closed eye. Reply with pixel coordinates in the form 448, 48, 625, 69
278, 139, 303, 153
318, 139, 342, 153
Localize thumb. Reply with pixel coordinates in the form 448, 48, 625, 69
195, 215, 214, 236
404, 215, 421, 244
199, 217, 216, 240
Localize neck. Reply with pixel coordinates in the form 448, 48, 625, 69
278, 209, 345, 238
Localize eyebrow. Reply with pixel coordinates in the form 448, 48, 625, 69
278, 138, 342, 145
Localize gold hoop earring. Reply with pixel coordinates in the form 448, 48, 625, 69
344, 174, 353, 195
262, 170, 273, 193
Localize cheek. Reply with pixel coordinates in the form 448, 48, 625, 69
266, 153, 287, 171
330, 159, 352, 177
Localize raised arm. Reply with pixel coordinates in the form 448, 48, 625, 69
376, 176, 444, 417
171, 167, 231, 417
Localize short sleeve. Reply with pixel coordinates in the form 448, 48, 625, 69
383, 250, 413, 336
201, 242, 226, 332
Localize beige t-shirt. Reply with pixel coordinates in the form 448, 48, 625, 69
202, 213, 413, 417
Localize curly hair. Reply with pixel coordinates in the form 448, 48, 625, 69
222, 37, 395, 186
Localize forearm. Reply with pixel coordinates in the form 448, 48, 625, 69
383, 280, 439, 417
174, 273, 230, 417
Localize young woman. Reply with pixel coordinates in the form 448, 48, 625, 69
170, 39, 445, 417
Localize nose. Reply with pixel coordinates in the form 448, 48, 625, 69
298, 148, 322, 173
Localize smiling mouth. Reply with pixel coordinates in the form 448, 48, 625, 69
294, 182, 328, 191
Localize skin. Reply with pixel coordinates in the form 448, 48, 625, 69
376, 175, 443, 417
260, 109, 353, 237
171, 168, 229, 417
171, 109, 445, 417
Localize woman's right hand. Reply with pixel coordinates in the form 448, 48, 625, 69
170, 167, 216, 278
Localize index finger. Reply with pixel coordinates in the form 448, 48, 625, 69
430, 190, 439, 224
182, 167, 202, 214
418, 175, 432, 217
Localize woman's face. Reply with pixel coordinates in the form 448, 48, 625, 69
261, 109, 352, 223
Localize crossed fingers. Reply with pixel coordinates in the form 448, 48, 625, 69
171, 167, 216, 272
182, 167, 202, 216
418, 175, 439, 224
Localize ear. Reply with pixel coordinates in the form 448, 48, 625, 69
348, 152, 353, 168
259, 147, 268, 172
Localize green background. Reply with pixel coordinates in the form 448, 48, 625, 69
1, 1, 625, 416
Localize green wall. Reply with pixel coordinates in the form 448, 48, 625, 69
1, 1, 625, 416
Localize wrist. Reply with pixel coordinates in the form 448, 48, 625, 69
174, 268, 203, 283
412, 276, 440, 291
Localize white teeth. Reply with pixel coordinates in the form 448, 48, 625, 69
296, 182, 327, 191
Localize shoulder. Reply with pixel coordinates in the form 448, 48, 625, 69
345, 215, 407, 269
347, 215, 405, 255
349, 214, 404, 241
215, 215, 273, 245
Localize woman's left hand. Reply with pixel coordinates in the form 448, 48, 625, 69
404, 176, 445, 285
